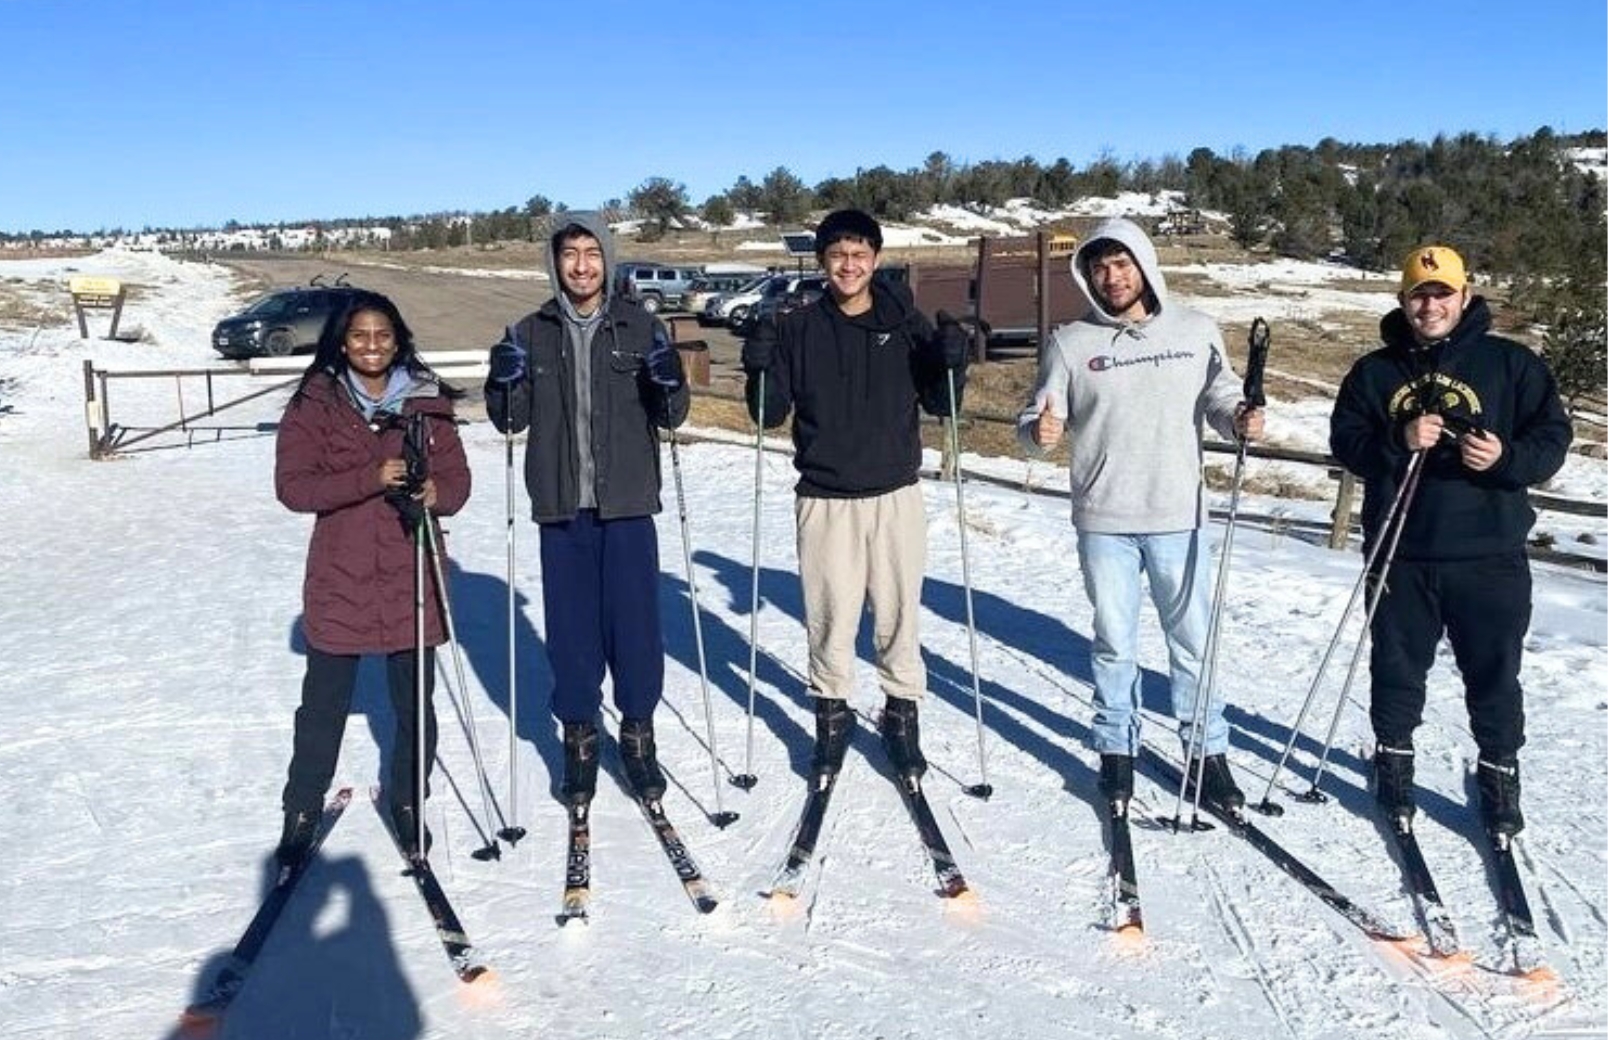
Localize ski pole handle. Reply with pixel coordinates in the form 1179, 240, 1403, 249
1243, 317, 1270, 409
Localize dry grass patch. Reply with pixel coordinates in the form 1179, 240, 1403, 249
0, 281, 59, 329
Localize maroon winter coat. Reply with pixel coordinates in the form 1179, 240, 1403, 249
275, 373, 472, 655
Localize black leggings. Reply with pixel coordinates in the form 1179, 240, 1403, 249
282, 646, 438, 813
1368, 554, 1531, 759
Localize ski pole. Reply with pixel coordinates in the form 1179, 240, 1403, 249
732, 371, 763, 791
413, 509, 429, 862
1166, 527, 1225, 834
497, 331, 526, 845
1169, 317, 1268, 832
667, 429, 739, 827
1296, 452, 1426, 803
1254, 448, 1427, 815
946, 367, 992, 799
423, 511, 503, 860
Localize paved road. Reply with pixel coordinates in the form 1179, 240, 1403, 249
215, 255, 746, 394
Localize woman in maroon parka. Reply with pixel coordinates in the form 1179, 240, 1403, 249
272, 290, 471, 864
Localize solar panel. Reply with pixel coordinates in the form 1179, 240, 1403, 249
780, 232, 815, 257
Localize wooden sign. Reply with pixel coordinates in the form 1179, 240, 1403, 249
68, 276, 131, 339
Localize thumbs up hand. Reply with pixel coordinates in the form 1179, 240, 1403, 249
1034, 390, 1064, 449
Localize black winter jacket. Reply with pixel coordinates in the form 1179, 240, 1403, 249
744, 281, 964, 498
1329, 297, 1571, 561
486, 298, 689, 523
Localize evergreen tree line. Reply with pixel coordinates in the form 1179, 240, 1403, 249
4, 126, 1601, 407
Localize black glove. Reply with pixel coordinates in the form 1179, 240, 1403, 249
741, 319, 777, 373
645, 326, 684, 391
383, 413, 430, 526
935, 310, 969, 368
487, 333, 526, 385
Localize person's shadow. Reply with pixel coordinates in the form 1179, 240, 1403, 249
437, 560, 566, 810
168, 853, 419, 1039
658, 553, 813, 782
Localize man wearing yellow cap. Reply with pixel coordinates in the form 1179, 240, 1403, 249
1330, 246, 1571, 844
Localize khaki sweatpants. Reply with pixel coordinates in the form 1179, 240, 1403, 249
795, 484, 927, 702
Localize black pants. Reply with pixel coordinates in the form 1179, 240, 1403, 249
1368, 553, 1530, 759
282, 646, 438, 813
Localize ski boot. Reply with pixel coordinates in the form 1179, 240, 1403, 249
810, 696, 854, 789
1372, 743, 1417, 830
1476, 754, 1524, 841
880, 697, 927, 784
274, 807, 320, 871
561, 720, 600, 807
619, 716, 668, 803
1098, 753, 1134, 817
1199, 753, 1245, 817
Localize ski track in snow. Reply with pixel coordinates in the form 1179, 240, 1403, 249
1, 249, 1604, 1039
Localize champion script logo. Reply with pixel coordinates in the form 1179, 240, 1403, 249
1087, 348, 1194, 372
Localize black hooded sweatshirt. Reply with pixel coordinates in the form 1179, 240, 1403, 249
1329, 296, 1571, 561
746, 280, 962, 498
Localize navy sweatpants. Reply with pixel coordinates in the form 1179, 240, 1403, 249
539, 510, 664, 724
1368, 553, 1531, 759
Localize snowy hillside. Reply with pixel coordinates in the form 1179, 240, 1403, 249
1, 250, 1604, 1039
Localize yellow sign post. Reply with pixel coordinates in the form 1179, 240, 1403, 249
68, 276, 133, 340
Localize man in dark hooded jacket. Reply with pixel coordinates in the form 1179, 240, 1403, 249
1330, 244, 1571, 844
485, 213, 690, 810
741, 209, 969, 797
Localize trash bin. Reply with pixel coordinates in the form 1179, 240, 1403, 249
676, 340, 710, 387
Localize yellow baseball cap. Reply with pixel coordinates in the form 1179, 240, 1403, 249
1400, 245, 1468, 294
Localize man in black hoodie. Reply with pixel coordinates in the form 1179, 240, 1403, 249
741, 209, 969, 790
1330, 245, 1571, 842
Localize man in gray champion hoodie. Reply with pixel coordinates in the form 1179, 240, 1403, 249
1016, 216, 1265, 817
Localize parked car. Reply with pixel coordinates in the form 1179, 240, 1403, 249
706, 275, 775, 328
734, 274, 828, 335
613, 261, 702, 314
684, 272, 762, 323
211, 278, 362, 359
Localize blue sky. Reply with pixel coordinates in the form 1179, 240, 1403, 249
2, 0, 1604, 234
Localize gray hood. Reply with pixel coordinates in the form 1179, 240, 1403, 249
1068, 216, 1169, 325
544, 210, 616, 321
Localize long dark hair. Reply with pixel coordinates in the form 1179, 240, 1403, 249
294, 289, 462, 399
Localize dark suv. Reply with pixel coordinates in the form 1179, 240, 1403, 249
212, 277, 362, 359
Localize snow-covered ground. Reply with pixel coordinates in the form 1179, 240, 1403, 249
2, 250, 1605, 1040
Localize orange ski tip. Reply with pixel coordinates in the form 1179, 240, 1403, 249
176, 1011, 220, 1039
1520, 964, 1560, 989
943, 889, 983, 920
1112, 924, 1147, 955
766, 891, 803, 920
459, 970, 502, 1008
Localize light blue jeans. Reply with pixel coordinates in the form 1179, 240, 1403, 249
1076, 530, 1227, 757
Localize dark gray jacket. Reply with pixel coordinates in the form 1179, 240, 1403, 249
485, 210, 689, 523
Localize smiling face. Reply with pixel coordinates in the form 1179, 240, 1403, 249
1401, 283, 1470, 343
341, 308, 397, 386
1085, 245, 1149, 321
556, 231, 606, 314
820, 236, 878, 313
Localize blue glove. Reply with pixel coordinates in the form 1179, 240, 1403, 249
487, 330, 526, 385
935, 310, 970, 368
646, 326, 684, 391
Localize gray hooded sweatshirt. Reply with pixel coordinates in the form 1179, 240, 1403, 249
547, 211, 614, 510
1017, 216, 1243, 534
